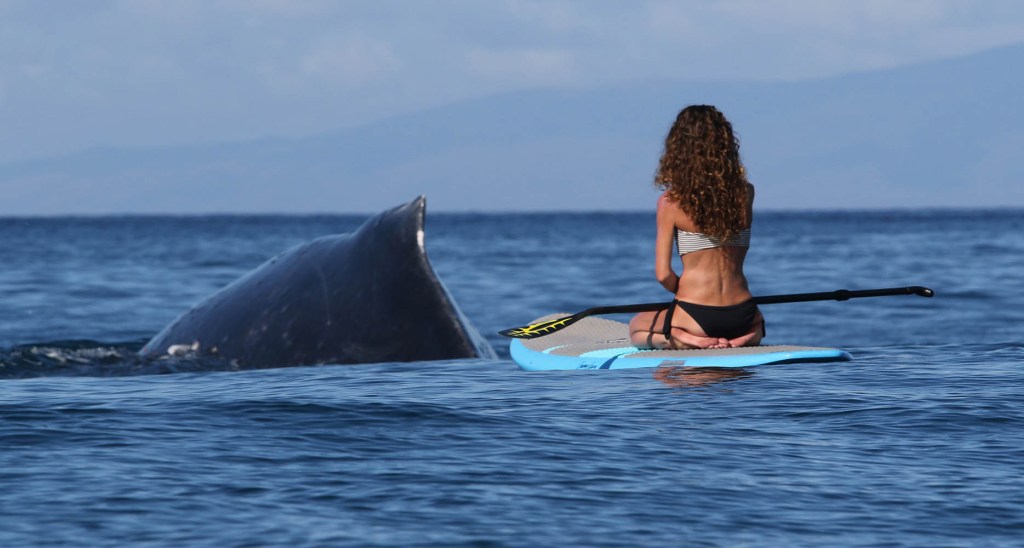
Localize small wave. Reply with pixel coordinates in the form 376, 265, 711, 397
189, 399, 516, 429
0, 340, 243, 379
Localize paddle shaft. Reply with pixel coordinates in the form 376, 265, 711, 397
752, 285, 934, 305
568, 286, 931, 315
499, 286, 933, 338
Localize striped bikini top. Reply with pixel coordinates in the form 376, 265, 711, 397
675, 228, 751, 256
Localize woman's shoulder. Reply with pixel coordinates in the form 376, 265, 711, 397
656, 192, 681, 215
656, 192, 693, 228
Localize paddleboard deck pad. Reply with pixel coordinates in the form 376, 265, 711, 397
511, 315, 852, 371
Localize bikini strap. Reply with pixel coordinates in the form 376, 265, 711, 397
662, 299, 679, 340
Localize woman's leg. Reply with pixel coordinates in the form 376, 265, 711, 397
725, 313, 764, 348
629, 310, 671, 348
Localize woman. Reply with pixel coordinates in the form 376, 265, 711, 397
629, 105, 764, 350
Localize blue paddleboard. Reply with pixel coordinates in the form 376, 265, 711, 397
511, 315, 851, 371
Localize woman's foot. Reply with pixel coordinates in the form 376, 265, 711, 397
669, 327, 729, 349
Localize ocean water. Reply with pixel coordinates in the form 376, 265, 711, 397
1, 208, 1022, 546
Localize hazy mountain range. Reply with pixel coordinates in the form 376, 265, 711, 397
2, 43, 1021, 215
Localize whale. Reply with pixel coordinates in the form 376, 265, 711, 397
140, 196, 496, 368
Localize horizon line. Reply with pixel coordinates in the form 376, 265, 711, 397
1, 204, 1022, 220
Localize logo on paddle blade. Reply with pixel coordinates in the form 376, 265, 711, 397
502, 315, 575, 338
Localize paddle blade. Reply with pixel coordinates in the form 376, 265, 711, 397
499, 313, 582, 339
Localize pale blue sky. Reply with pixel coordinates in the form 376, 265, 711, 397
1, 0, 1023, 213
4, 0, 1022, 162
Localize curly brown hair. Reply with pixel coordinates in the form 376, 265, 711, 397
655, 105, 750, 242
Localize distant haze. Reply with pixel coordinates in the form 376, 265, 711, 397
1, 2, 1022, 214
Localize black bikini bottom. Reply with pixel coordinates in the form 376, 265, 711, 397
662, 298, 764, 340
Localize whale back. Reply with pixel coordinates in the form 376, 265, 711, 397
140, 197, 495, 367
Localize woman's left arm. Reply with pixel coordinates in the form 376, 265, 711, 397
654, 195, 679, 293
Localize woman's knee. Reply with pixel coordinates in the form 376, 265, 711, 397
629, 310, 664, 334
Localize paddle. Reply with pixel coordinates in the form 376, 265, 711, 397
498, 285, 934, 339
